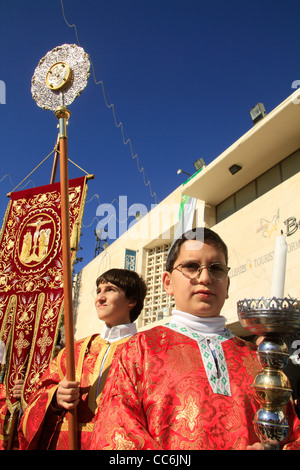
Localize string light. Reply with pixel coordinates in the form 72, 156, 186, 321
60, 0, 159, 205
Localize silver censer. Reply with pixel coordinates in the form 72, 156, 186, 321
237, 297, 300, 450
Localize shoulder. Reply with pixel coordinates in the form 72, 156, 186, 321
56, 334, 100, 361
223, 336, 260, 373
134, 325, 181, 341
123, 325, 193, 354
123, 326, 165, 348
230, 335, 257, 353
220, 335, 258, 363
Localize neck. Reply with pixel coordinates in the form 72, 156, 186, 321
172, 309, 226, 335
101, 322, 137, 342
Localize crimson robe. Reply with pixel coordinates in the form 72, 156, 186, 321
90, 326, 300, 450
0, 384, 8, 449
18, 334, 131, 450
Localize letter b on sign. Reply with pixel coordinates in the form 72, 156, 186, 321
284, 217, 299, 237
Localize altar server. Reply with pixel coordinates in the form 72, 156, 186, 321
91, 228, 300, 450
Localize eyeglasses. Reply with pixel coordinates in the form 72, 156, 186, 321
171, 262, 230, 281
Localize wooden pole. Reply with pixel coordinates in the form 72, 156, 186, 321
55, 105, 78, 450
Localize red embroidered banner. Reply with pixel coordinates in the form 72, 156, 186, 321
0, 177, 87, 411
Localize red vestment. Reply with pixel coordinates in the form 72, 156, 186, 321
0, 384, 8, 449
91, 325, 300, 450
18, 334, 131, 450
0, 384, 20, 450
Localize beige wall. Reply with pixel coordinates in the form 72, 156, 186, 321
215, 172, 300, 335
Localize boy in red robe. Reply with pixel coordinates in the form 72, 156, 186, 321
18, 268, 146, 450
90, 228, 300, 450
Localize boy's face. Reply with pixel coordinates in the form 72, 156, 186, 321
94, 282, 136, 327
163, 240, 230, 318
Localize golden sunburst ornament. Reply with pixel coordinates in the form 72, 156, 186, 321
31, 44, 90, 111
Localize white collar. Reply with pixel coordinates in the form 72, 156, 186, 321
171, 309, 227, 336
101, 323, 137, 343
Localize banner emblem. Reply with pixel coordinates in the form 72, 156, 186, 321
0, 177, 87, 411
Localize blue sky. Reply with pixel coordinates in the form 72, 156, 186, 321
0, 0, 299, 271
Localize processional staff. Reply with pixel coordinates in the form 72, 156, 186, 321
31, 44, 90, 450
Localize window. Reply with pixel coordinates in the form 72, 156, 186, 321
282, 149, 300, 181
216, 196, 235, 223
216, 149, 300, 223
235, 181, 256, 211
257, 165, 281, 198
142, 244, 175, 326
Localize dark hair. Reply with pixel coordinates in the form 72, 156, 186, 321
96, 268, 147, 322
166, 227, 228, 272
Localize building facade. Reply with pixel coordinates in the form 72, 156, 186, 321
73, 89, 300, 340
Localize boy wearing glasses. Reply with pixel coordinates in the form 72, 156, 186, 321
91, 228, 300, 450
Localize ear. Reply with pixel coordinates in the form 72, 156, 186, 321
162, 271, 173, 296
127, 298, 137, 309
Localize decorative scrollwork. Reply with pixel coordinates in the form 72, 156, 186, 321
237, 297, 300, 336
31, 44, 90, 111
237, 297, 300, 313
